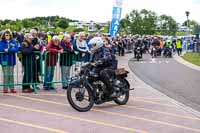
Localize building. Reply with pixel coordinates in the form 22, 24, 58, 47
69, 21, 109, 32
178, 26, 192, 32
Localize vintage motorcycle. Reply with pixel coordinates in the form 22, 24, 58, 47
66, 61, 133, 112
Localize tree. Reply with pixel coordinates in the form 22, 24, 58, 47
120, 17, 131, 34
73, 28, 84, 33
158, 15, 178, 36
56, 19, 69, 29
182, 20, 199, 34
122, 9, 157, 35
128, 9, 142, 34
0, 16, 78, 31
2, 19, 11, 25
193, 25, 200, 34
183, 20, 199, 27
22, 19, 33, 28
96, 24, 102, 31
140, 9, 157, 34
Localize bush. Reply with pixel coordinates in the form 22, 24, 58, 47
73, 28, 84, 32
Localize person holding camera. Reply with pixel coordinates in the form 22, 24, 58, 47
30, 28, 43, 89
73, 32, 90, 66
21, 33, 36, 93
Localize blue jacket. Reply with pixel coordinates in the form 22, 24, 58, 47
0, 39, 19, 66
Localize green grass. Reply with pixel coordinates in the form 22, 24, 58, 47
182, 52, 200, 66
176, 32, 188, 36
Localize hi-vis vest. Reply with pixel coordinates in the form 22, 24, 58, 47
166, 40, 171, 48
47, 35, 52, 43
176, 40, 182, 49
58, 34, 64, 41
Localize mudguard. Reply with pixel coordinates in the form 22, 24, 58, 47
69, 78, 81, 88
124, 79, 130, 89
69, 77, 94, 92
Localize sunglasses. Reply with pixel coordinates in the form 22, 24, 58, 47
5, 34, 10, 37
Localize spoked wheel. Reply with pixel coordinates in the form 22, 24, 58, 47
114, 79, 130, 105
67, 85, 94, 112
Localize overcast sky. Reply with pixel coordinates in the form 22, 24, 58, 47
0, 0, 200, 23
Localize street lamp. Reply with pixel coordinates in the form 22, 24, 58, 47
185, 11, 190, 52
185, 11, 190, 28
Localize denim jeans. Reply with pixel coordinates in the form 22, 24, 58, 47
43, 66, 55, 89
61, 66, 71, 87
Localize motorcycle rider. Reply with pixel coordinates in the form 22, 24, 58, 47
134, 38, 143, 58
151, 37, 160, 57
163, 39, 172, 57
90, 38, 118, 98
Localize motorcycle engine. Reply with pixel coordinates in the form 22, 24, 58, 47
93, 81, 106, 92
93, 81, 106, 102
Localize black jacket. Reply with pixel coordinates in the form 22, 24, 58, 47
21, 41, 35, 66
60, 40, 73, 66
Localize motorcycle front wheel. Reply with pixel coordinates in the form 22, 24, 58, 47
67, 85, 94, 112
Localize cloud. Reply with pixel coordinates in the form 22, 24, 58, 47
122, 0, 200, 23
0, 0, 199, 23
193, 0, 200, 4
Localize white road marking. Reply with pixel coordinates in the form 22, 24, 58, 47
137, 60, 170, 64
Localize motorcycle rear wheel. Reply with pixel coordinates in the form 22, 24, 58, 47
114, 79, 130, 105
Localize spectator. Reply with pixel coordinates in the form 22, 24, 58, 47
0, 30, 19, 93
16, 32, 24, 44
117, 37, 124, 56
31, 28, 43, 88
73, 32, 90, 66
60, 34, 73, 89
21, 33, 35, 93
43, 36, 63, 90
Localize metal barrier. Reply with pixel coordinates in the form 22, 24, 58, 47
0, 51, 43, 93
0, 51, 91, 93
42, 51, 90, 91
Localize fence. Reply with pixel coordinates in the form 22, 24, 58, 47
0, 51, 90, 93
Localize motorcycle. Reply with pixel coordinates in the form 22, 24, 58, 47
135, 46, 142, 61
151, 47, 157, 58
163, 47, 172, 58
66, 61, 133, 112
